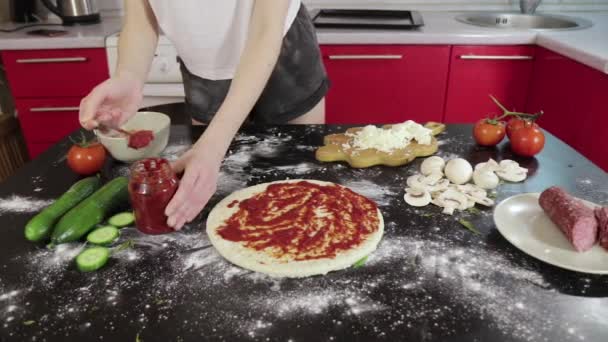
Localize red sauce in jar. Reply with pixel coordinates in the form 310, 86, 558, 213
129, 158, 178, 235
217, 181, 380, 261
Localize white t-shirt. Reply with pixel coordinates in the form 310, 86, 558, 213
148, 0, 301, 80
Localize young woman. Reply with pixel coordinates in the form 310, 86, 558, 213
79, 0, 329, 230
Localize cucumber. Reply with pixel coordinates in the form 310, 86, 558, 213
76, 246, 110, 272
108, 212, 135, 227
87, 226, 120, 245
51, 177, 129, 244
24, 177, 102, 242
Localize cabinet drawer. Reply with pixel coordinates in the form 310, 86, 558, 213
1, 49, 109, 98
16, 98, 81, 144
444, 45, 536, 123
321, 45, 450, 124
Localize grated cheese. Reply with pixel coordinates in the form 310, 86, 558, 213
346, 121, 432, 153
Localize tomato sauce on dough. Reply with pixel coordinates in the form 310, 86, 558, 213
217, 181, 380, 261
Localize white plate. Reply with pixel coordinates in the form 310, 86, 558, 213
493, 193, 608, 274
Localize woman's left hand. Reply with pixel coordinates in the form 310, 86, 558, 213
165, 145, 221, 230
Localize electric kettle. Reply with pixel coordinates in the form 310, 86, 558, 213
40, 0, 100, 25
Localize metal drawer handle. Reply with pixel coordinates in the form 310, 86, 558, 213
16, 57, 88, 64
30, 107, 80, 112
329, 55, 403, 60
460, 55, 534, 60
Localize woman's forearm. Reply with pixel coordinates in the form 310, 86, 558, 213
195, 0, 291, 160
116, 0, 159, 82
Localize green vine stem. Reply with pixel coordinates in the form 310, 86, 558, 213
489, 95, 543, 121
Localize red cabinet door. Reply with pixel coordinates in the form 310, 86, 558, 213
1, 48, 109, 98
16, 98, 82, 158
526, 48, 584, 149
444, 45, 536, 123
321, 45, 450, 124
527, 47, 608, 171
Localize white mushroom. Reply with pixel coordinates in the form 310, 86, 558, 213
406, 174, 427, 190
473, 168, 500, 190
452, 184, 495, 207
499, 159, 520, 171
432, 188, 470, 215
404, 188, 432, 207
473, 196, 494, 207
420, 156, 446, 176
475, 158, 500, 172
496, 167, 528, 182
406, 173, 450, 193
444, 158, 473, 185
495, 159, 528, 183
455, 184, 487, 199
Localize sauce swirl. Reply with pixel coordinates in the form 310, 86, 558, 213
217, 181, 380, 261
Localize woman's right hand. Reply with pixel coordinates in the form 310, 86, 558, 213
79, 72, 144, 130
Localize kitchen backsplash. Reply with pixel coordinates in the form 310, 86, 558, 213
302, 0, 608, 11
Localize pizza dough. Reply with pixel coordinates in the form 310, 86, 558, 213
206, 180, 384, 278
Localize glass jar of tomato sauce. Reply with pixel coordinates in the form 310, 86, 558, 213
129, 158, 178, 235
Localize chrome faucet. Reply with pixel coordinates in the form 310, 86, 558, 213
520, 0, 542, 14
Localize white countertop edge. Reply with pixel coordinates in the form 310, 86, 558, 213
316, 31, 538, 46
0, 38, 109, 51
536, 35, 608, 74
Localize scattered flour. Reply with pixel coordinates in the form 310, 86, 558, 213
160, 143, 191, 161
274, 162, 318, 175
341, 179, 398, 207
3, 130, 603, 341
0, 196, 53, 214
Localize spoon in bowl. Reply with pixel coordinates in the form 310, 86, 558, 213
99, 124, 155, 150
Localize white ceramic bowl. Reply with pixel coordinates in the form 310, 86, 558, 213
95, 111, 171, 163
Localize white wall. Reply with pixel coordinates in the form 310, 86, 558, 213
303, 0, 608, 12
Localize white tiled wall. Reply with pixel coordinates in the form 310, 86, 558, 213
303, 0, 608, 11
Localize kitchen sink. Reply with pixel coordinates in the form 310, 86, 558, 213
455, 13, 593, 31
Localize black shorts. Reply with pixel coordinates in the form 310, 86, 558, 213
180, 4, 330, 124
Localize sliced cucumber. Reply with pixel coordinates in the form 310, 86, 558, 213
76, 246, 110, 272
52, 177, 129, 244
108, 212, 135, 227
86, 226, 119, 245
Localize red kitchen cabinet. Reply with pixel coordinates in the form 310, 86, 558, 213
2, 49, 109, 98
1, 48, 109, 158
16, 98, 82, 144
444, 45, 536, 123
527, 47, 608, 171
321, 45, 450, 124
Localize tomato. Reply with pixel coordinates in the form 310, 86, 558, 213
506, 118, 527, 139
510, 123, 545, 157
473, 120, 506, 146
67, 142, 107, 175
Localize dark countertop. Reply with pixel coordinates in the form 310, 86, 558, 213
1, 104, 607, 342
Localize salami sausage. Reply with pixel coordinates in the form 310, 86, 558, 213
539, 187, 598, 252
595, 207, 608, 250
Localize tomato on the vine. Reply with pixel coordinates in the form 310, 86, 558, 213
506, 117, 527, 139
510, 123, 545, 157
473, 119, 506, 147
67, 141, 106, 175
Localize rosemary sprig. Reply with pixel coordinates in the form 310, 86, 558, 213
458, 219, 481, 235
466, 207, 482, 215
353, 256, 368, 268
115, 239, 135, 252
